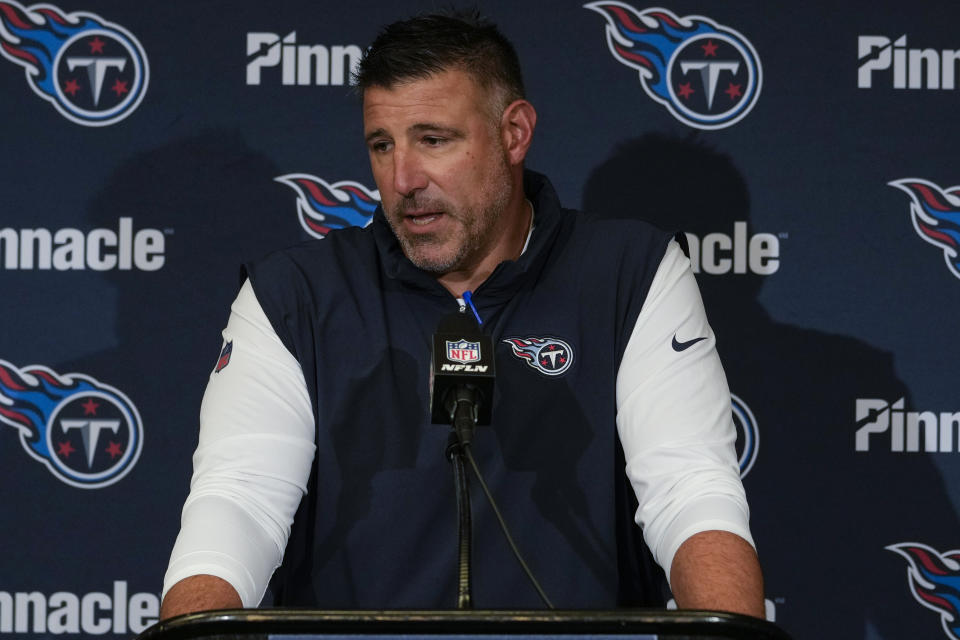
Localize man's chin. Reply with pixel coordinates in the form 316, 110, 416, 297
391, 223, 468, 274
401, 241, 463, 275
406, 251, 460, 275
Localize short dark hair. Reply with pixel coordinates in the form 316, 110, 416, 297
354, 10, 526, 110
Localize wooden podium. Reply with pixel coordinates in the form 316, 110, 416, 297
135, 609, 793, 640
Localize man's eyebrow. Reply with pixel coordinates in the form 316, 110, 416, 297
408, 123, 465, 138
365, 123, 466, 144
365, 128, 389, 144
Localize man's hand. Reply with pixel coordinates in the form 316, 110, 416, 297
669, 530, 765, 618
160, 574, 243, 620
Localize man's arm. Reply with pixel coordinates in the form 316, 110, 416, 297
160, 575, 242, 620
616, 241, 763, 616
161, 280, 315, 617
670, 530, 765, 618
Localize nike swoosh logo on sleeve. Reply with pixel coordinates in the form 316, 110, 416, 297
671, 334, 708, 352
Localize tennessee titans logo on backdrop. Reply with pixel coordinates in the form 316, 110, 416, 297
889, 178, 960, 280
276, 174, 379, 239
503, 337, 573, 376
731, 393, 759, 478
0, 359, 143, 488
887, 542, 960, 639
0, 1, 148, 126
585, 3, 762, 129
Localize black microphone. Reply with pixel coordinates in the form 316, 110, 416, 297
428, 311, 553, 609
429, 312, 495, 436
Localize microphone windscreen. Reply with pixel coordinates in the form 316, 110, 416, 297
429, 312, 496, 425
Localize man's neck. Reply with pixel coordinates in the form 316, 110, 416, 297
437, 197, 533, 298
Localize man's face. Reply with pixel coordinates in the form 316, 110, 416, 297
363, 69, 513, 275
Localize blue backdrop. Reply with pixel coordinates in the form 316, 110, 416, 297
2, 1, 959, 638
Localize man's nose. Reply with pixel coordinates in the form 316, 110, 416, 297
392, 149, 427, 197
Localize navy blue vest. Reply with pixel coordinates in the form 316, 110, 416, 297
246, 171, 672, 609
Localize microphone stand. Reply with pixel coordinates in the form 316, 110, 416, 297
444, 385, 480, 610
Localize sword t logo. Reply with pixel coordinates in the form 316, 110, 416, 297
680, 61, 740, 109
60, 419, 121, 468
66, 57, 126, 106
542, 347, 566, 368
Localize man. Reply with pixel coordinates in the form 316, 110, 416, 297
161, 12, 763, 619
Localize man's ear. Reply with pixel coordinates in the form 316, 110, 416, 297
500, 99, 537, 166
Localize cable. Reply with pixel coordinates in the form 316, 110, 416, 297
462, 443, 555, 609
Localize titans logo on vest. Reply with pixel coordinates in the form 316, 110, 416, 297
503, 337, 574, 376
889, 178, 960, 281
887, 542, 960, 640
0, 1, 148, 126
585, 2, 762, 130
276, 174, 379, 239
0, 360, 143, 489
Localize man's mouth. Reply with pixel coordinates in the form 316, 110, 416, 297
405, 211, 443, 226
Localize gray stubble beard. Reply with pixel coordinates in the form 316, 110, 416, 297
388, 158, 512, 276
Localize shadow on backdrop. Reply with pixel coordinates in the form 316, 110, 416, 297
582, 133, 957, 639
54, 130, 300, 594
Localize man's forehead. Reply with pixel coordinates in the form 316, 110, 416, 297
362, 70, 488, 131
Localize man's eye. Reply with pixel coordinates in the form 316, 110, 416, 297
422, 136, 445, 146
370, 140, 392, 153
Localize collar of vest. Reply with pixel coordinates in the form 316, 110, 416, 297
372, 169, 568, 302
